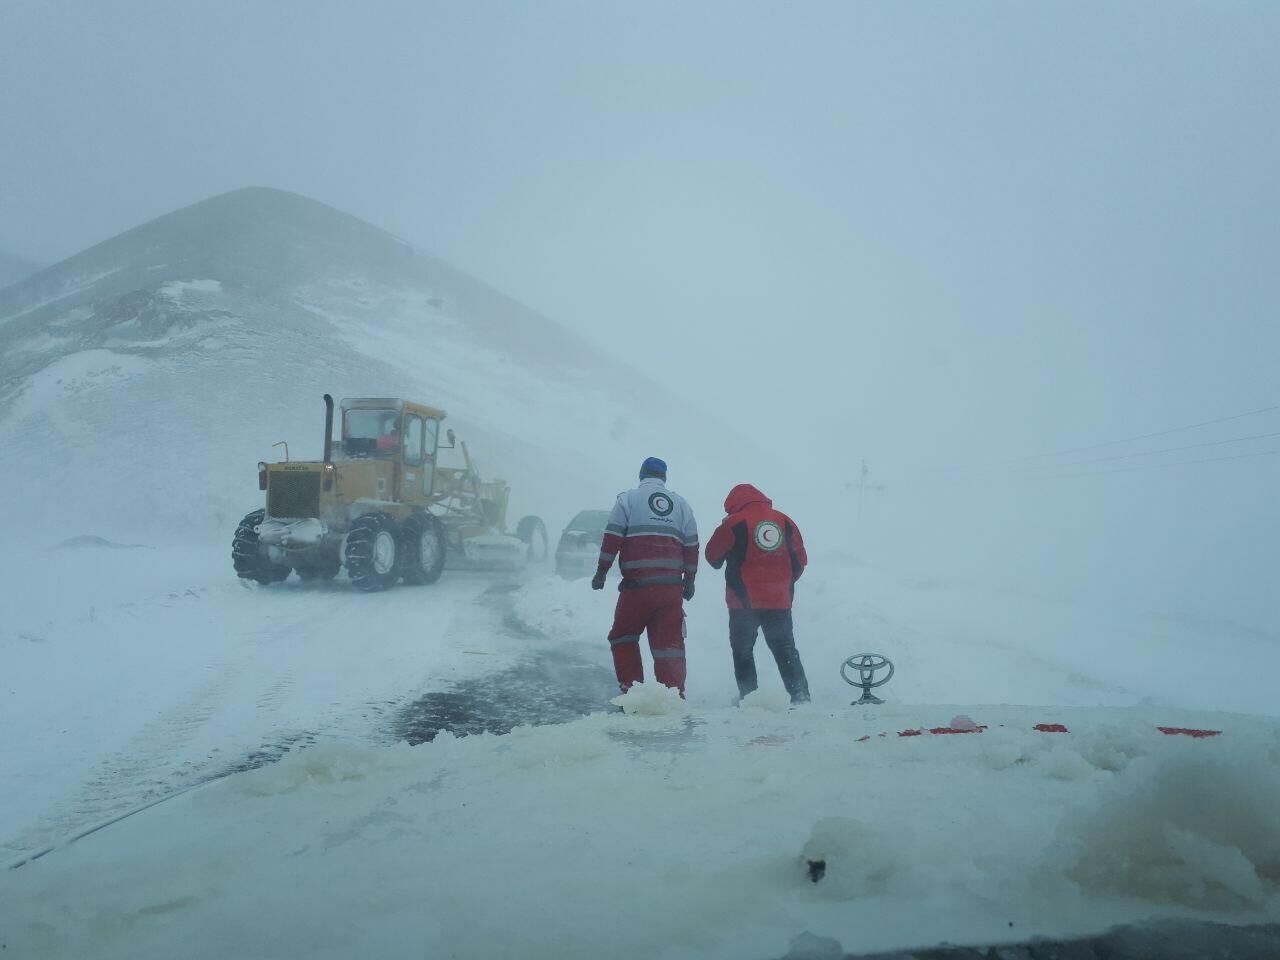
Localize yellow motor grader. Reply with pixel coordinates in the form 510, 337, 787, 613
232, 395, 547, 590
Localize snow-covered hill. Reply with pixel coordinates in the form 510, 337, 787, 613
0, 187, 719, 543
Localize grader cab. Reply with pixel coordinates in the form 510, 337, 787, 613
232, 395, 546, 591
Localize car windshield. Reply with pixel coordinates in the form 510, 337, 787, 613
8, 7, 1280, 960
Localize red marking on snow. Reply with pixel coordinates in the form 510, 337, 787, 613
862, 722, 1223, 744
1157, 726, 1221, 739
749, 735, 793, 747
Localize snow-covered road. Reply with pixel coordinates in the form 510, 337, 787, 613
1, 542, 586, 863
3, 539, 1279, 957
7, 537, 1277, 868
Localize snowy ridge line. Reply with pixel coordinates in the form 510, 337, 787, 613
854, 721, 1224, 742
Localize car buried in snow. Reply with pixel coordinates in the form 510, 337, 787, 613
232, 395, 547, 590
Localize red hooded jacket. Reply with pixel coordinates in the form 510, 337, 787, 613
704, 484, 807, 610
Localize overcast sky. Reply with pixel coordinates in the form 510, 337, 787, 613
3, 1, 1277, 622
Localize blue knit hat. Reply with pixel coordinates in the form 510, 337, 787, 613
639, 456, 667, 479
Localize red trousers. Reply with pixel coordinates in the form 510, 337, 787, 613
607, 584, 686, 696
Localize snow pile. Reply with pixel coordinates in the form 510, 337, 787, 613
740, 689, 795, 713
236, 741, 418, 797
611, 681, 688, 715
799, 816, 901, 899
3, 702, 1277, 960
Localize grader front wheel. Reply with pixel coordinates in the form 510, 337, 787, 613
232, 509, 291, 584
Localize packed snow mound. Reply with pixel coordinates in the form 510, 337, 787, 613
611, 681, 687, 715
3, 702, 1277, 960
799, 816, 902, 899
234, 741, 419, 797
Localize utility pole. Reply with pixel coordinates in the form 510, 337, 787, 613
852, 459, 884, 521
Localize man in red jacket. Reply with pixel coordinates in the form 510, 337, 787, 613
704, 484, 810, 704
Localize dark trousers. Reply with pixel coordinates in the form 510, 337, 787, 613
728, 608, 810, 704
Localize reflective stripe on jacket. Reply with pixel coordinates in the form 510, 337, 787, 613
596, 478, 699, 589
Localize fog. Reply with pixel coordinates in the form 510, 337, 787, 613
2, 1, 1277, 629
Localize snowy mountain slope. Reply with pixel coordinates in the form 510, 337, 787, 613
0, 187, 724, 543
0, 250, 44, 290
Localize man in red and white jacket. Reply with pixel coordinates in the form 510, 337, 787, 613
704, 483, 810, 704
592, 457, 699, 697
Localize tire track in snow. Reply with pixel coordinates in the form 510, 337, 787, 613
13, 659, 248, 860
4, 571, 549, 865
255, 674, 295, 711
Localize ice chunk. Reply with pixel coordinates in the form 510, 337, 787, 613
739, 689, 792, 713
610, 682, 687, 716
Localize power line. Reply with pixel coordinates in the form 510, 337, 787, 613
1037, 446, 1280, 481
1018, 429, 1280, 471
1011, 403, 1280, 463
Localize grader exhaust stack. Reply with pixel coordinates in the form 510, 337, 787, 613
322, 394, 334, 464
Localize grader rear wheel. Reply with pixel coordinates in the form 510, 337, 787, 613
399, 512, 446, 585
344, 513, 400, 592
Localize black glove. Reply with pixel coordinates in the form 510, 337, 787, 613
591, 571, 606, 591
682, 578, 695, 601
